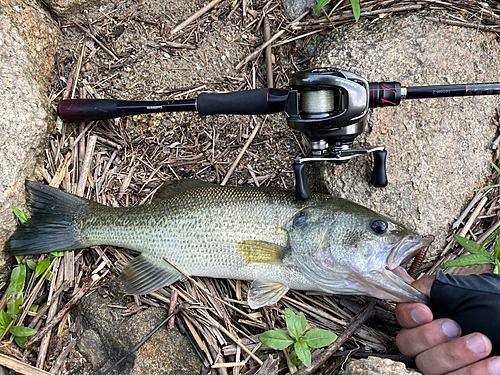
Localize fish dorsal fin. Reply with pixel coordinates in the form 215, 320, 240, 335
248, 280, 289, 309
152, 179, 214, 203
237, 240, 287, 264
118, 254, 183, 295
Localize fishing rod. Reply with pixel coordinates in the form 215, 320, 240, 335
57, 68, 500, 200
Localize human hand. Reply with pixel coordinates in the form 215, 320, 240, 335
395, 275, 500, 374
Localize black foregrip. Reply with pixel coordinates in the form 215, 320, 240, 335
196, 89, 270, 115
371, 150, 388, 187
58, 99, 118, 122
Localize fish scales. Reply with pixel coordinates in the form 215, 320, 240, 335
4, 180, 433, 308
80, 185, 324, 289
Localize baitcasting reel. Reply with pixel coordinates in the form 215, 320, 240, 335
57, 67, 500, 200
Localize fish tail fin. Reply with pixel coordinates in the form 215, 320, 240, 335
4, 181, 94, 256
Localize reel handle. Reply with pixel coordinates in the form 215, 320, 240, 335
293, 162, 311, 201
371, 150, 388, 187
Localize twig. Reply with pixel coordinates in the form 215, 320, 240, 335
0, 353, 52, 375
160, 41, 197, 50
36, 258, 65, 369
75, 134, 97, 197
49, 339, 77, 374
71, 40, 86, 100
73, 22, 118, 60
235, 11, 309, 70
171, 0, 224, 34
263, 17, 273, 88
27, 275, 99, 346
221, 116, 267, 185
295, 301, 376, 375
458, 196, 488, 237
167, 289, 179, 329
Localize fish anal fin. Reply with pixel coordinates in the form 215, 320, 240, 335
247, 280, 289, 309
118, 254, 182, 295
237, 240, 287, 264
152, 179, 214, 203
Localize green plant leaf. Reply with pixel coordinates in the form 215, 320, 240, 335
454, 235, 481, 254
490, 160, 500, 175
442, 252, 494, 269
314, 0, 331, 14
9, 326, 36, 337
35, 259, 51, 278
495, 258, 500, 275
258, 330, 294, 350
0, 310, 12, 328
26, 260, 37, 271
494, 236, 500, 260
289, 349, 302, 366
285, 308, 306, 341
302, 328, 338, 348
6, 265, 26, 319
350, 0, 360, 21
294, 340, 311, 367
49, 251, 65, 257
14, 336, 28, 348
12, 207, 28, 223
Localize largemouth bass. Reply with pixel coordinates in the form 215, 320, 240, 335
5, 180, 432, 308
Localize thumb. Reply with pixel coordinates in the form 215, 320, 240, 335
411, 275, 435, 298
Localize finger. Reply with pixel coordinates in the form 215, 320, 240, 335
448, 356, 500, 375
395, 302, 433, 328
415, 333, 492, 375
411, 275, 435, 297
396, 318, 461, 358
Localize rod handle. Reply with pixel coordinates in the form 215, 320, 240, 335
197, 88, 288, 115
58, 99, 118, 122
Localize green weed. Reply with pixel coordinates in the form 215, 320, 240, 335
258, 308, 337, 367
315, 0, 360, 22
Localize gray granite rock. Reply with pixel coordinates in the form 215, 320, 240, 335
340, 356, 420, 375
0, 0, 62, 283
283, 0, 317, 19
41, 0, 102, 18
75, 287, 202, 374
312, 12, 500, 253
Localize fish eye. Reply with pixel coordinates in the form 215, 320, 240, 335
370, 219, 388, 234
293, 212, 308, 228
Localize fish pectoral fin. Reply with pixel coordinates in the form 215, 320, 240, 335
119, 254, 183, 295
238, 240, 288, 264
152, 179, 214, 203
247, 280, 289, 309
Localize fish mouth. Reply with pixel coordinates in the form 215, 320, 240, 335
386, 234, 434, 284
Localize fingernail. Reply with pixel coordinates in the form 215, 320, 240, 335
410, 307, 428, 324
441, 320, 461, 339
467, 334, 488, 354
488, 357, 500, 375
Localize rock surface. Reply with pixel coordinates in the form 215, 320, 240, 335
282, 0, 317, 19
0, 0, 61, 282
340, 356, 420, 375
41, 0, 101, 18
312, 12, 500, 253
74, 286, 202, 374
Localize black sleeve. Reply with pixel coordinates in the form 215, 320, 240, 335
430, 270, 500, 356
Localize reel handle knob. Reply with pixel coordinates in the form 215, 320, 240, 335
371, 150, 388, 187
293, 162, 311, 201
